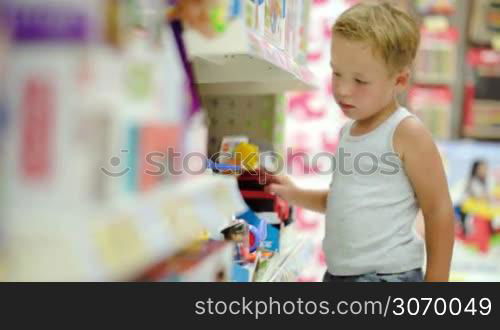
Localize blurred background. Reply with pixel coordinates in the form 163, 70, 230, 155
1, 0, 499, 282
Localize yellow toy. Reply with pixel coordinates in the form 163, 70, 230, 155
234, 142, 259, 171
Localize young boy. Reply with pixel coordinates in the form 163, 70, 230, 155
266, 2, 455, 282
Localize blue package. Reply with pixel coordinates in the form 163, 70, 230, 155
237, 208, 268, 252
230, 0, 242, 17
262, 224, 280, 252
207, 159, 242, 172
232, 262, 251, 282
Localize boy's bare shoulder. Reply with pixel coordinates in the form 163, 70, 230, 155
393, 116, 437, 160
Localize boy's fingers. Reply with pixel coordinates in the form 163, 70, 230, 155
267, 175, 286, 185
264, 184, 274, 194
266, 184, 285, 197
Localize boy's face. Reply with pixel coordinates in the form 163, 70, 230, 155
330, 33, 406, 121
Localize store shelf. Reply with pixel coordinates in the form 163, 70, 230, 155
184, 18, 318, 95
137, 240, 234, 282
463, 128, 500, 140
413, 77, 455, 86
1, 174, 247, 281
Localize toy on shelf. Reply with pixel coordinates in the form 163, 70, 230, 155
218, 135, 249, 166
212, 135, 263, 174
469, 0, 500, 47
408, 86, 453, 139
221, 220, 252, 261
264, 0, 286, 49
237, 170, 290, 224
463, 48, 500, 139
487, 1, 500, 34
168, 0, 241, 37
210, 0, 242, 33
456, 197, 500, 253
414, 0, 456, 15
220, 215, 264, 282
234, 142, 260, 171
414, 27, 458, 85
246, 0, 265, 35
237, 169, 292, 252
235, 208, 268, 253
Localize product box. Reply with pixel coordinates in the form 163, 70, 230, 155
231, 260, 259, 282
4, 48, 89, 211
1, 1, 117, 213
246, 0, 265, 34
414, 0, 456, 15
164, 20, 190, 124
216, 135, 248, 166
297, 0, 310, 64
123, 122, 182, 193
463, 48, 500, 138
409, 86, 453, 139
182, 111, 209, 180
262, 223, 282, 252
75, 111, 115, 204
139, 123, 182, 192
285, 0, 302, 59
469, 0, 498, 46
232, 262, 252, 282
414, 28, 458, 85
264, 0, 286, 49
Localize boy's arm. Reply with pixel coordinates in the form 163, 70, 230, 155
287, 189, 329, 214
265, 176, 329, 214
394, 118, 455, 282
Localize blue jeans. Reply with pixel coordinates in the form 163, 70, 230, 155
323, 268, 424, 282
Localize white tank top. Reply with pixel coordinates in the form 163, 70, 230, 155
324, 107, 425, 276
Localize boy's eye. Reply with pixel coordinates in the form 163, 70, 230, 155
355, 79, 368, 84
333, 72, 341, 77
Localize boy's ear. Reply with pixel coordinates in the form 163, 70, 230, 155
395, 68, 411, 91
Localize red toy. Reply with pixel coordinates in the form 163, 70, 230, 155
237, 169, 291, 224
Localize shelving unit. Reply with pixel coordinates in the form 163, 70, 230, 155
463, 1, 500, 141
0, 0, 318, 282
3, 174, 247, 281
408, 0, 469, 140
185, 0, 318, 282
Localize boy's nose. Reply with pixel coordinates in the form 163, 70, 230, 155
335, 82, 352, 98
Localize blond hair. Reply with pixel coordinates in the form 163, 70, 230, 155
333, 2, 420, 75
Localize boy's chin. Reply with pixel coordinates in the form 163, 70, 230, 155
342, 111, 363, 120
343, 109, 374, 121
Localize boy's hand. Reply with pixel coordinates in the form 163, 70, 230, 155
265, 175, 298, 203
264, 174, 329, 213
